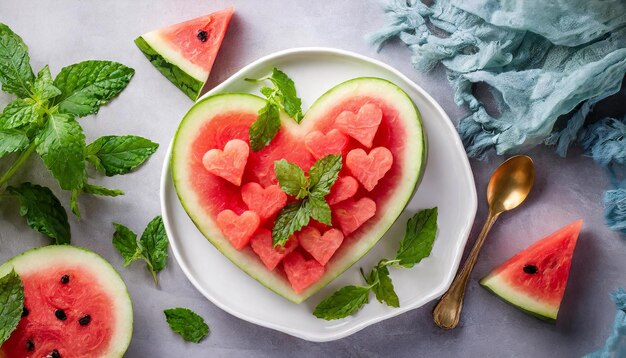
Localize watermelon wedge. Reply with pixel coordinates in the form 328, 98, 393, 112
480, 220, 583, 322
171, 77, 426, 303
135, 8, 233, 100
0, 246, 132, 357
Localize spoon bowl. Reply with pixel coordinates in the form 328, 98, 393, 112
487, 155, 535, 214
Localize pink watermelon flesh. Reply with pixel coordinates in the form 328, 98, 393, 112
480, 220, 582, 321
250, 229, 298, 270
186, 96, 408, 294
202, 139, 249, 186
332, 198, 377, 236
283, 252, 325, 294
304, 129, 349, 160
241, 183, 288, 222
216, 210, 260, 250
0, 247, 132, 357
297, 227, 344, 265
327, 175, 359, 205
159, 8, 233, 74
346, 147, 393, 191
334, 102, 383, 148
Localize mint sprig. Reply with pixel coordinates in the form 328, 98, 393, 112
0, 22, 158, 243
164, 307, 209, 343
0, 270, 24, 345
246, 67, 303, 151
112, 216, 169, 286
313, 208, 438, 320
271, 154, 342, 246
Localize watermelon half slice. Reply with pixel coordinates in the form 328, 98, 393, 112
171, 77, 426, 303
135, 8, 234, 100
0, 246, 133, 357
480, 220, 583, 322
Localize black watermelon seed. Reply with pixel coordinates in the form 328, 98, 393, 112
60, 275, 70, 284
22, 307, 29, 317
48, 349, 61, 358
523, 264, 538, 274
79, 314, 91, 326
197, 30, 208, 42
26, 339, 34, 351
54, 309, 67, 321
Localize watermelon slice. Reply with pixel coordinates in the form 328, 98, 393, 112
0, 246, 132, 357
135, 8, 233, 100
171, 77, 426, 303
480, 220, 583, 322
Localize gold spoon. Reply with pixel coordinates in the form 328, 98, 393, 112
433, 155, 535, 329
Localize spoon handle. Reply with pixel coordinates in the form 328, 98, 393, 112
433, 210, 500, 329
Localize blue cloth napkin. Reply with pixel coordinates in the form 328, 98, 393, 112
371, 2, 625, 354
370, 0, 626, 235
584, 289, 626, 358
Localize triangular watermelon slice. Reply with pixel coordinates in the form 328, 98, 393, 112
480, 220, 582, 322
134, 8, 233, 100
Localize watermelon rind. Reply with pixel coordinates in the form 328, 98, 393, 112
479, 275, 558, 322
171, 78, 426, 303
0, 246, 133, 357
135, 36, 204, 100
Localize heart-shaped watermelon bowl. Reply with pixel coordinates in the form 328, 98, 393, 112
161, 48, 477, 341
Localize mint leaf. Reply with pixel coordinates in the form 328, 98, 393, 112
83, 183, 124, 197
86, 135, 158, 176
0, 23, 34, 98
395, 208, 438, 268
308, 154, 342, 197
112, 223, 142, 266
164, 308, 209, 343
249, 102, 280, 152
35, 113, 86, 190
53, 60, 134, 117
32, 65, 61, 101
139, 215, 169, 285
272, 201, 310, 247
369, 264, 399, 308
7, 183, 70, 244
269, 68, 303, 122
274, 159, 308, 198
0, 129, 29, 158
304, 194, 331, 225
313, 285, 370, 320
0, 270, 24, 345
0, 98, 41, 131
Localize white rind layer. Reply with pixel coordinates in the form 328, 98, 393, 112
141, 30, 207, 82
480, 274, 559, 320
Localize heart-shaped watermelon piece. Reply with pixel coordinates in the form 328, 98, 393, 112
171, 78, 426, 303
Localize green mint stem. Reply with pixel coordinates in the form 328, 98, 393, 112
0, 142, 37, 188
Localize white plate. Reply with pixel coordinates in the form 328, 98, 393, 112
160, 48, 477, 342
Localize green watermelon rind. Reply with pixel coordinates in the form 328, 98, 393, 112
0, 245, 133, 357
134, 36, 204, 101
171, 78, 426, 303
479, 274, 558, 323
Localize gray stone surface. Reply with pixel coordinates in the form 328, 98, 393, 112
0, 1, 624, 357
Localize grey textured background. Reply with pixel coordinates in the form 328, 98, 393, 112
1, 1, 624, 357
